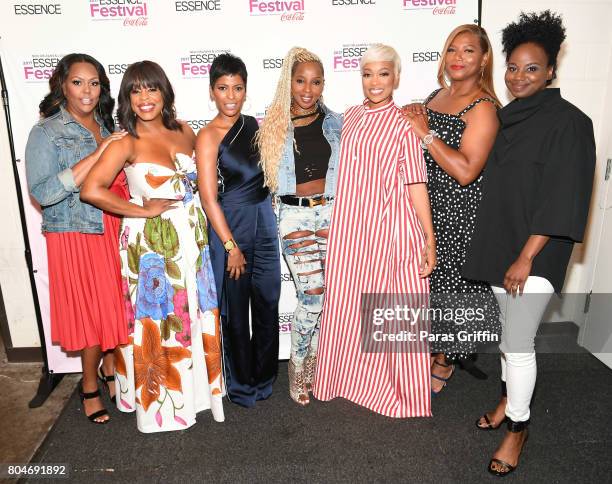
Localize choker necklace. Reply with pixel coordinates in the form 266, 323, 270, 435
291, 106, 319, 121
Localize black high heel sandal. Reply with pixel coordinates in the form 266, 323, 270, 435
487, 418, 529, 477
78, 380, 110, 424
476, 380, 508, 430
97, 366, 116, 404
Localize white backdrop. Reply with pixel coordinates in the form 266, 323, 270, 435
0, 0, 478, 372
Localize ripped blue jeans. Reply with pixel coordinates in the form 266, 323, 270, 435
278, 200, 333, 367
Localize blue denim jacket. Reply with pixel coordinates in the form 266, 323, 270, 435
25, 105, 109, 233
276, 103, 342, 197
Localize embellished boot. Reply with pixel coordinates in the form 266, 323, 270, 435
304, 354, 316, 392
288, 358, 309, 406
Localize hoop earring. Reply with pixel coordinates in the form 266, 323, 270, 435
208, 99, 217, 111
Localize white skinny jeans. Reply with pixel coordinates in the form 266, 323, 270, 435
491, 276, 555, 422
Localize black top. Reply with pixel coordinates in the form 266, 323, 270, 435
462, 88, 596, 292
216, 114, 268, 206
293, 113, 331, 185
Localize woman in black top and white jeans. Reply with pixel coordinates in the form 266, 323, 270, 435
462, 11, 596, 476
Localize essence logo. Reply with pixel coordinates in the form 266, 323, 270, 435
333, 44, 369, 72
402, 0, 456, 15
249, 0, 304, 21
174, 0, 221, 12
331, 0, 375, 5
13, 3, 62, 15
262, 58, 283, 69
180, 50, 227, 78
89, 0, 149, 27
23, 55, 60, 81
186, 119, 211, 130
107, 63, 130, 75
412, 51, 441, 63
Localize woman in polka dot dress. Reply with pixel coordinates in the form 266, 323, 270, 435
404, 24, 502, 394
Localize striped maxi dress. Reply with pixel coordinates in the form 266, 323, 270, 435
313, 100, 431, 418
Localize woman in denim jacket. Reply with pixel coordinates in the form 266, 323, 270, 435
256, 47, 342, 406
25, 54, 128, 424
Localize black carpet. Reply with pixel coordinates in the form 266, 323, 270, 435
27, 323, 612, 483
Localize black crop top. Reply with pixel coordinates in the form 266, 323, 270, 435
293, 113, 331, 185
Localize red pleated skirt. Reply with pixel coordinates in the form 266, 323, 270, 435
46, 172, 129, 352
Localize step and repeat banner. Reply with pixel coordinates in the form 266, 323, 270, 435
0, 0, 478, 373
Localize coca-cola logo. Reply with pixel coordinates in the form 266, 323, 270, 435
402, 0, 457, 15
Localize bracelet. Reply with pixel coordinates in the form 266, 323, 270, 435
420, 130, 438, 150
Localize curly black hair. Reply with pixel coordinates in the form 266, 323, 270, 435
39, 53, 115, 133
502, 10, 566, 84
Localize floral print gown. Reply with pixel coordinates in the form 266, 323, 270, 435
116, 153, 224, 433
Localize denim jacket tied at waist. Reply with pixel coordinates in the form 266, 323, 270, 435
276, 103, 343, 198
25, 105, 110, 234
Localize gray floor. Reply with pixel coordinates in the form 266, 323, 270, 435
0, 337, 78, 466
24, 324, 612, 483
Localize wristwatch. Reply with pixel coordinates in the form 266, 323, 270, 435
420, 130, 438, 150
223, 238, 238, 252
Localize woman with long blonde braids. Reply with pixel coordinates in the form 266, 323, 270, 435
256, 47, 342, 406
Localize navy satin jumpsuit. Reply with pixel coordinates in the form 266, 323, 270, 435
209, 114, 281, 408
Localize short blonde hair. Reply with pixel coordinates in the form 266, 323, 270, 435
360, 43, 401, 77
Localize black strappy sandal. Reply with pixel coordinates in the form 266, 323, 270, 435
431, 359, 455, 396
487, 419, 529, 477
78, 380, 110, 424
476, 380, 508, 430
97, 366, 116, 404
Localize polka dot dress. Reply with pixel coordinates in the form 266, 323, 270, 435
423, 89, 501, 360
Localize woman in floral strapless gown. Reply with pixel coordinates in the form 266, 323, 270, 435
82, 61, 223, 433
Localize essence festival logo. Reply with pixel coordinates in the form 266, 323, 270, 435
331, 0, 375, 5
402, 0, 456, 15
333, 44, 369, 72
89, 0, 148, 27
23, 54, 60, 81
175, 0, 221, 12
278, 312, 292, 333
254, 111, 267, 125
249, 0, 305, 21
180, 50, 228, 79
13, 3, 62, 15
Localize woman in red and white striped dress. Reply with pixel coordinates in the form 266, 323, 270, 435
313, 44, 436, 417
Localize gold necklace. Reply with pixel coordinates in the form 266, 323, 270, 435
290, 105, 318, 120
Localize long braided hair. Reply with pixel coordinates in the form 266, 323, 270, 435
255, 47, 323, 192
